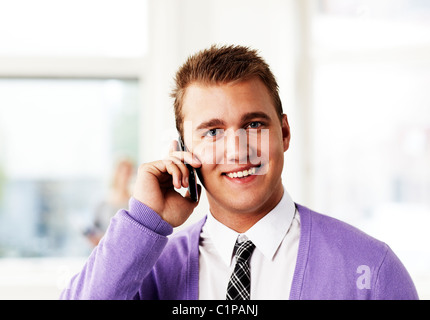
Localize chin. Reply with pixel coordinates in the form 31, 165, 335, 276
208, 187, 270, 215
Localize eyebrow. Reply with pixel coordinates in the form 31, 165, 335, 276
195, 111, 272, 131
240, 111, 271, 124
195, 118, 226, 131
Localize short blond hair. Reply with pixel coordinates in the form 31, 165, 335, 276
171, 44, 283, 137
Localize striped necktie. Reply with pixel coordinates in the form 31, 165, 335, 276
226, 240, 256, 300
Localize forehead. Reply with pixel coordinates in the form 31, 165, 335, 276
181, 78, 276, 127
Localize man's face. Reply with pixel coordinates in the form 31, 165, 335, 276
181, 77, 290, 217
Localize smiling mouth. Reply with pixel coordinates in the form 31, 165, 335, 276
222, 164, 262, 179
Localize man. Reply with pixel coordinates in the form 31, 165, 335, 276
61, 45, 418, 300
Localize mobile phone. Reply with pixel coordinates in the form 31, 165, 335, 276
178, 136, 199, 202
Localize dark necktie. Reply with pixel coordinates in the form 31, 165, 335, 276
226, 240, 256, 300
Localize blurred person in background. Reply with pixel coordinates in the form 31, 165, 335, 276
84, 158, 134, 246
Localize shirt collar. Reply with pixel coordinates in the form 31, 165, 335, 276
204, 187, 296, 266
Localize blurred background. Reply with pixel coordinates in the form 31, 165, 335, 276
0, 0, 429, 299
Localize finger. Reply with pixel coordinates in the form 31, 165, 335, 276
164, 152, 200, 188
163, 157, 193, 188
169, 140, 180, 153
163, 159, 184, 189
166, 156, 191, 185
169, 150, 202, 167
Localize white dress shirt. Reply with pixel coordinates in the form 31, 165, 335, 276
198, 188, 300, 299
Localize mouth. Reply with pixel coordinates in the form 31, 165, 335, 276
221, 164, 262, 179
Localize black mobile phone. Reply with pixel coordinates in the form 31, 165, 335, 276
178, 136, 199, 202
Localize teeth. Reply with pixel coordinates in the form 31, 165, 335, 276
226, 167, 256, 178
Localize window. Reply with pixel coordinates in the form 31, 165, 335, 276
0, 79, 139, 257
0, 0, 147, 259
311, 0, 430, 297
0, 0, 147, 298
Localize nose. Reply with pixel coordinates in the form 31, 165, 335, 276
225, 128, 249, 164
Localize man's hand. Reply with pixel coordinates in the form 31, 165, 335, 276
132, 140, 202, 227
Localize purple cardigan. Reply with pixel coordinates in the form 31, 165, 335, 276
61, 198, 418, 300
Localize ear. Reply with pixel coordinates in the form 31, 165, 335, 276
281, 114, 291, 152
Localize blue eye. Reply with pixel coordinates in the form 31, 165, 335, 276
205, 128, 222, 137
247, 121, 262, 129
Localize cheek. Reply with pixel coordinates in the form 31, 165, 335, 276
196, 162, 218, 191
199, 163, 216, 180
249, 130, 267, 153
268, 133, 285, 165
193, 140, 224, 165
258, 130, 284, 174
247, 129, 272, 164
